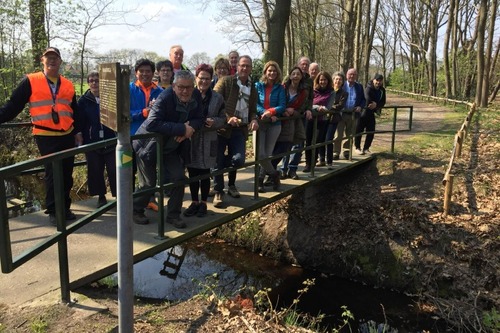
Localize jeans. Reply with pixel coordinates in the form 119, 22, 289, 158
355, 111, 376, 150
213, 129, 246, 193
325, 122, 338, 164
257, 123, 281, 177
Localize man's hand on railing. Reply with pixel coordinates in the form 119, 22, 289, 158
249, 119, 259, 131
228, 116, 241, 127
305, 110, 312, 120
75, 132, 83, 147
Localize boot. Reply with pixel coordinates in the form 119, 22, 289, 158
258, 177, 266, 193
272, 171, 281, 191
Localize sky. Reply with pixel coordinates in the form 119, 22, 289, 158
87, 0, 261, 61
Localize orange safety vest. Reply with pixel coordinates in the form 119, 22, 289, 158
27, 72, 75, 135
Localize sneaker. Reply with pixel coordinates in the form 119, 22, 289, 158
316, 161, 326, 167
332, 153, 339, 160
327, 163, 334, 170
302, 165, 311, 173
65, 210, 76, 221
213, 192, 224, 208
166, 216, 186, 229
343, 151, 350, 159
183, 202, 199, 217
227, 185, 240, 198
133, 211, 149, 225
147, 200, 159, 212
97, 196, 107, 208
363, 149, 372, 155
288, 169, 299, 180
355, 148, 365, 155
196, 202, 208, 217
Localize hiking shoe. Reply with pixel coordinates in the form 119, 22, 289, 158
147, 200, 159, 212
213, 192, 224, 208
183, 202, 199, 217
196, 202, 208, 217
288, 169, 299, 180
316, 161, 326, 167
166, 216, 186, 229
97, 196, 107, 208
332, 153, 339, 160
227, 185, 240, 198
363, 149, 372, 155
65, 210, 76, 220
133, 211, 149, 225
49, 214, 57, 226
355, 148, 364, 155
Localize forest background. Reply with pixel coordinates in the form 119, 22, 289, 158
0, 0, 499, 111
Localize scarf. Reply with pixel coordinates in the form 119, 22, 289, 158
235, 76, 251, 124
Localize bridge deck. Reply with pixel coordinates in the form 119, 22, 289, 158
0, 155, 373, 306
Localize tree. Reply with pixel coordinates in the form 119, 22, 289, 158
29, 0, 47, 68
186, 52, 212, 69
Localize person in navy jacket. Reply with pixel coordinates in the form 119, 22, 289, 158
78, 71, 116, 208
132, 70, 204, 227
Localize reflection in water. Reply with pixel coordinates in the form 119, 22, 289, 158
112, 239, 443, 331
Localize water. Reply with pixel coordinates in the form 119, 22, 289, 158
106, 238, 447, 332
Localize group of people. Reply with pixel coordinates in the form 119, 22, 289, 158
0, 45, 386, 229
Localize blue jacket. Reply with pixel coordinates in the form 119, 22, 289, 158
77, 89, 115, 144
255, 82, 286, 125
129, 81, 163, 135
343, 81, 366, 110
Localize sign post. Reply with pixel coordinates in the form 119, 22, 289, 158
99, 63, 133, 333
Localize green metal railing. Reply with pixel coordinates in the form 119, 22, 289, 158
0, 104, 413, 303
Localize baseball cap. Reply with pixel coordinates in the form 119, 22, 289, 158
42, 47, 61, 58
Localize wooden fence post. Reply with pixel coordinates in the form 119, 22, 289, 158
443, 174, 454, 216
455, 132, 464, 158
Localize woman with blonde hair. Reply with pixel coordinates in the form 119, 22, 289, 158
255, 60, 286, 192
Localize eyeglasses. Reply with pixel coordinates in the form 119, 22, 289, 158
175, 85, 194, 91
88, 79, 99, 84
197, 77, 211, 82
51, 105, 60, 124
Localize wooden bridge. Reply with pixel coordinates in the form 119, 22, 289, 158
0, 154, 374, 306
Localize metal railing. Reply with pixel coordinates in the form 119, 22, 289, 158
0, 104, 412, 302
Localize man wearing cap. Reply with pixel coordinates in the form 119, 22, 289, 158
0, 47, 82, 225
355, 74, 386, 155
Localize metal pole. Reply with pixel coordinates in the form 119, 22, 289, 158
116, 66, 134, 333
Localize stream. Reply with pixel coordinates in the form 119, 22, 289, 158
110, 238, 447, 332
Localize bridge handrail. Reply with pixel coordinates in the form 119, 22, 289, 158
0, 104, 413, 302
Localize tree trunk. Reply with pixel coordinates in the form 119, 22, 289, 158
29, 0, 47, 68
475, 0, 487, 106
264, 0, 291, 69
481, 0, 497, 107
